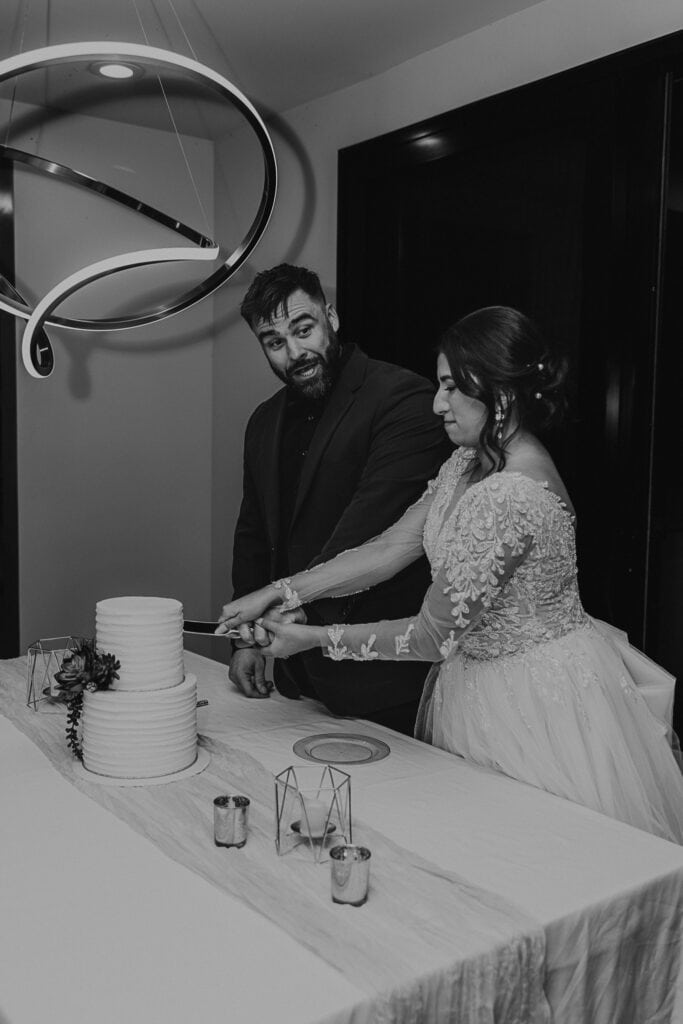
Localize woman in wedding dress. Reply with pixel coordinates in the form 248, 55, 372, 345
219, 306, 683, 844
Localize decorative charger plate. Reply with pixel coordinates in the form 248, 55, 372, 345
293, 733, 390, 765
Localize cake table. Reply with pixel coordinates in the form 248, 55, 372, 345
2, 650, 683, 1024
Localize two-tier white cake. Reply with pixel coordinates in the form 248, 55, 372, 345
81, 596, 198, 780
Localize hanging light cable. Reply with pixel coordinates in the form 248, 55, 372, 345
167, 0, 199, 62
3, 3, 25, 148
4, 0, 30, 148
130, 0, 211, 240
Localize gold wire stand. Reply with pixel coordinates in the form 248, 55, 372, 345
274, 764, 352, 863
26, 636, 81, 710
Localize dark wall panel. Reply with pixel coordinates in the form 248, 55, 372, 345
338, 31, 683, 734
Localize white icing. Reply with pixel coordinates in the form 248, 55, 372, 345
96, 596, 184, 691
82, 675, 197, 779
84, 596, 197, 780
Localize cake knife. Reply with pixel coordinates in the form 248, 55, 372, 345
183, 619, 242, 638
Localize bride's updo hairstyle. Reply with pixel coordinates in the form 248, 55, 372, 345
438, 306, 567, 474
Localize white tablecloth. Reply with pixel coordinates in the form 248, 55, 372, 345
2, 651, 683, 1024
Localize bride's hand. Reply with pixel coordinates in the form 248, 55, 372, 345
256, 615, 320, 660
216, 586, 280, 634
249, 606, 307, 647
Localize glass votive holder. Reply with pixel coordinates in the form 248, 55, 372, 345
214, 795, 250, 848
330, 845, 371, 906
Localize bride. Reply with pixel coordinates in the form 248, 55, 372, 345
218, 306, 683, 844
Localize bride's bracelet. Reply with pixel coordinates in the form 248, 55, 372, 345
272, 577, 302, 612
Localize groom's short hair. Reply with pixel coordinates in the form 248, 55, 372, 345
240, 264, 327, 328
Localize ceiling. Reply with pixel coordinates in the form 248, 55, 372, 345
0, 0, 545, 138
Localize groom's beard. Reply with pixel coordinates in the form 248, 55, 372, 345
278, 332, 342, 401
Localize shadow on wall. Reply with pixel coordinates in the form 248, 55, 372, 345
7, 99, 318, 397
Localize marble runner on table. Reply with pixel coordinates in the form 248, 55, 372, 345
1, 658, 550, 1024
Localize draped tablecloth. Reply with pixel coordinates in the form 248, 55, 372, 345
3, 651, 683, 1023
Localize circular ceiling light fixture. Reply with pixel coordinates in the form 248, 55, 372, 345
89, 61, 144, 80
0, 42, 278, 379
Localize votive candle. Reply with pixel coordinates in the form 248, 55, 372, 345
301, 797, 328, 837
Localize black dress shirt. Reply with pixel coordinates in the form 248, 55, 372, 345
276, 346, 352, 576
276, 395, 324, 576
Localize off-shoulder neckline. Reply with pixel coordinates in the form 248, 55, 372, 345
455, 459, 576, 524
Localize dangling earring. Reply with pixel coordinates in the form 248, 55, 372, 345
494, 403, 505, 442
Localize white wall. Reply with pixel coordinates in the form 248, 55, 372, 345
9, 101, 217, 649
211, 0, 683, 620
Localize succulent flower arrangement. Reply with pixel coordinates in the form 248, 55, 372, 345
54, 638, 120, 761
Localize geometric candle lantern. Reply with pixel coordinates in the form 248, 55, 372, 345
26, 636, 81, 710
274, 764, 352, 863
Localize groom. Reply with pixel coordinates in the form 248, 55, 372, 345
226, 263, 449, 735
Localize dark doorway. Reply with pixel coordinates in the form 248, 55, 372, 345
648, 73, 683, 700
338, 32, 683, 735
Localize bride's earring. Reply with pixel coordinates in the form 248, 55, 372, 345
494, 403, 505, 442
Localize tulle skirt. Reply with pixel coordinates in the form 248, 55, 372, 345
416, 620, 683, 844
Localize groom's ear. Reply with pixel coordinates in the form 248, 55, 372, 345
326, 304, 340, 333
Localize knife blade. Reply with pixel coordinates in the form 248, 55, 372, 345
183, 619, 241, 637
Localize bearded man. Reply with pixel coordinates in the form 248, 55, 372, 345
226, 263, 449, 735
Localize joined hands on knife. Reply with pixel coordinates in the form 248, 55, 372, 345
184, 606, 306, 645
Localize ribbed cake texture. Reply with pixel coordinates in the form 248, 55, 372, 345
96, 596, 184, 691
82, 596, 197, 780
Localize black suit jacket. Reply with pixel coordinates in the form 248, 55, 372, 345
232, 344, 451, 716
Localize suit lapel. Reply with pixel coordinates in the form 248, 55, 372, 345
258, 389, 287, 547
289, 345, 366, 529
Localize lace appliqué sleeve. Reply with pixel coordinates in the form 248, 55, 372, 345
327, 626, 347, 660
319, 473, 541, 664
266, 483, 433, 611
272, 577, 302, 611
395, 623, 415, 654
439, 631, 459, 658
356, 635, 379, 661
327, 626, 381, 661
443, 475, 539, 628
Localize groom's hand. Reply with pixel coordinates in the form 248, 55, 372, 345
228, 647, 272, 698
228, 607, 308, 695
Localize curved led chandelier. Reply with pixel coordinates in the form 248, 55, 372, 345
0, 42, 278, 378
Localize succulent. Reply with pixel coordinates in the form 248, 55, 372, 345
54, 651, 89, 696
55, 638, 120, 760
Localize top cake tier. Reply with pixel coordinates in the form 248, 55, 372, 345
96, 596, 184, 691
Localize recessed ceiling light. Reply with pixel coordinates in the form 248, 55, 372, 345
88, 61, 144, 81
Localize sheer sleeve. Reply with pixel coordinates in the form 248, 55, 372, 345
272, 480, 439, 610
319, 475, 537, 662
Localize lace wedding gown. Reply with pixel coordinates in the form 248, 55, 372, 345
277, 448, 683, 843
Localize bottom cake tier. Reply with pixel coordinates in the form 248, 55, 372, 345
82, 674, 197, 779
